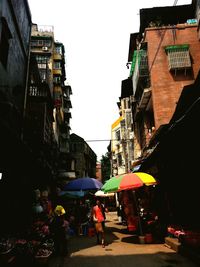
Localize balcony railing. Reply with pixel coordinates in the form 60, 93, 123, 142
53, 69, 62, 75
138, 88, 151, 110
44, 114, 53, 144
29, 84, 49, 97
131, 49, 150, 96
54, 53, 62, 60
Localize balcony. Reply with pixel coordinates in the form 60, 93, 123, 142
63, 100, 72, 109
54, 85, 62, 94
63, 107, 70, 113
24, 103, 53, 145
63, 85, 72, 95
64, 112, 72, 120
61, 122, 71, 131
54, 53, 62, 60
29, 84, 49, 98
53, 69, 62, 75
131, 49, 150, 95
138, 88, 151, 110
44, 114, 53, 144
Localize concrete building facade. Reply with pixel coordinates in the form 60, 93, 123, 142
0, 0, 33, 234
70, 133, 97, 179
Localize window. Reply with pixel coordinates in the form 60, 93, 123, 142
36, 55, 49, 64
115, 129, 121, 141
0, 17, 12, 68
138, 50, 149, 77
123, 99, 126, 109
39, 69, 47, 82
165, 44, 191, 71
71, 143, 77, 152
125, 111, 132, 129
38, 63, 47, 69
43, 40, 51, 47
38, 40, 43, 46
55, 46, 62, 54
31, 40, 38, 47
54, 62, 61, 69
53, 76, 61, 84
71, 159, 75, 171
31, 39, 52, 48
117, 154, 122, 166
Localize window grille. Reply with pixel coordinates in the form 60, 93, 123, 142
165, 45, 191, 70
130, 50, 149, 77
138, 50, 149, 77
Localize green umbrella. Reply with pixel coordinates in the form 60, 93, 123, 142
101, 176, 122, 193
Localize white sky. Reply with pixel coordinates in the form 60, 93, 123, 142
27, 0, 192, 161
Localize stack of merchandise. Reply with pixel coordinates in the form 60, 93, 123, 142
34, 239, 54, 264
0, 237, 15, 264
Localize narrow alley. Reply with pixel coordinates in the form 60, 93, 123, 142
48, 212, 199, 267
1, 2, 200, 267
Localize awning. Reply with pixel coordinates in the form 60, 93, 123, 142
95, 190, 115, 197
165, 44, 189, 52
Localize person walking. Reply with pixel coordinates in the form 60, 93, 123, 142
92, 198, 106, 247
50, 205, 69, 256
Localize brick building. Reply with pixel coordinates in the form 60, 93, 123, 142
147, 24, 200, 129
128, 3, 198, 160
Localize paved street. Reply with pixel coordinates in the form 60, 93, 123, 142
49, 212, 199, 267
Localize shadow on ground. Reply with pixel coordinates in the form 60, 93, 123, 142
58, 251, 193, 267
67, 226, 120, 254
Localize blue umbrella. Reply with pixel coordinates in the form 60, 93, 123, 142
63, 177, 103, 191
59, 190, 87, 198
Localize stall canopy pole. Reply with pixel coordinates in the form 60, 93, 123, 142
132, 190, 143, 236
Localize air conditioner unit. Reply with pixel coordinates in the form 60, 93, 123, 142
42, 46, 48, 51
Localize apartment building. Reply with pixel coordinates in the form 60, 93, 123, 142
111, 116, 125, 176
128, 3, 198, 161
70, 133, 97, 179
29, 24, 73, 184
